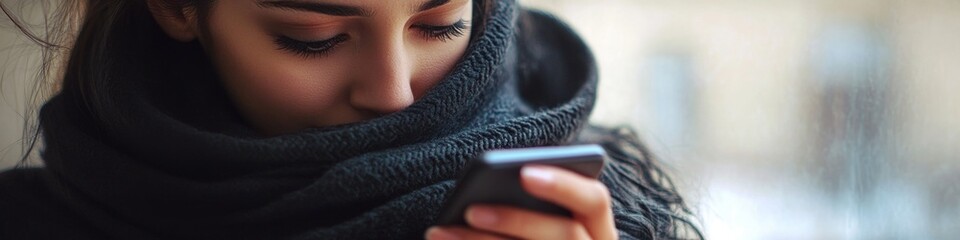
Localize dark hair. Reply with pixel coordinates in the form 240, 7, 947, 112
0, 0, 208, 167
589, 126, 705, 239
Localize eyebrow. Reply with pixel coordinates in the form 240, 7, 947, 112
257, 0, 454, 17
257, 1, 369, 16
418, 0, 452, 12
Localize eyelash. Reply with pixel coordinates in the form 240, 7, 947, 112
274, 34, 349, 58
412, 19, 469, 42
274, 19, 469, 58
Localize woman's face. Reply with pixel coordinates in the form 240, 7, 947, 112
200, 0, 473, 135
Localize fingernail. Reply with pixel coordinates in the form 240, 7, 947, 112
426, 227, 460, 240
522, 166, 555, 188
467, 206, 498, 227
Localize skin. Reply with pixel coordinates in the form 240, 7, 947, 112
147, 0, 617, 239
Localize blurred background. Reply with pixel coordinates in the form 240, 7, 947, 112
521, 0, 960, 239
2, 0, 959, 239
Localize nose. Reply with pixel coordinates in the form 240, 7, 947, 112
349, 32, 415, 116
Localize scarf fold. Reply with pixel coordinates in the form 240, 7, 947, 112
25, 0, 620, 239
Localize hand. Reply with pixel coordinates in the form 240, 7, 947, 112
426, 165, 617, 240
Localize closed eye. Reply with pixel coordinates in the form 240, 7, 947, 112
413, 19, 469, 42
274, 34, 350, 58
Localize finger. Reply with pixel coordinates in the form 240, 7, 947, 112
425, 226, 509, 240
465, 204, 591, 240
520, 165, 617, 240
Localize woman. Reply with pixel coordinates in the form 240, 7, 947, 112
0, 0, 700, 239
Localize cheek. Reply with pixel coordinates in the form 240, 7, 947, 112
204, 3, 348, 131
216, 50, 350, 131
410, 10, 473, 98
410, 36, 471, 98
222, 58, 345, 117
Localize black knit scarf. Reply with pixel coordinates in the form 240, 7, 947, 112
1, 0, 692, 239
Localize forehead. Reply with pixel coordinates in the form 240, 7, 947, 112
253, 0, 465, 17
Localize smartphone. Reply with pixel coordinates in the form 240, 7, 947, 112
436, 144, 607, 226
